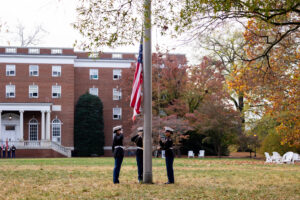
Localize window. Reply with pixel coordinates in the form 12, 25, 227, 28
29, 85, 38, 98
6, 126, 15, 131
52, 85, 61, 98
29, 118, 38, 141
29, 65, 39, 76
52, 65, 61, 77
6, 65, 16, 76
89, 88, 98, 96
113, 88, 122, 100
113, 69, 122, 80
5, 48, 16, 53
89, 52, 98, 58
112, 53, 122, 59
52, 118, 61, 143
113, 108, 122, 120
28, 48, 40, 54
51, 48, 62, 54
6, 85, 15, 98
90, 69, 98, 80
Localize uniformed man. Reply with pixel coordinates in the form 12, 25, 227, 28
159, 126, 175, 184
131, 127, 143, 183
7, 145, 11, 158
112, 125, 124, 184
2, 145, 6, 158
11, 145, 16, 158
0, 145, 2, 158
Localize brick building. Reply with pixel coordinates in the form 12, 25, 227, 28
0, 46, 137, 157
0, 46, 187, 158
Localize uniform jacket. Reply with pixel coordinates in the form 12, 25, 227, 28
112, 134, 124, 158
159, 137, 174, 157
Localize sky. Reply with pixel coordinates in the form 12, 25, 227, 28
0, 0, 199, 63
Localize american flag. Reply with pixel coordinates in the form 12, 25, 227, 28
130, 42, 143, 121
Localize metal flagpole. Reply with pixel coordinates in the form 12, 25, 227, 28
143, 0, 152, 184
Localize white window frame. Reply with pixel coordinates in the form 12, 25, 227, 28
51, 48, 62, 54
5, 48, 16, 54
112, 53, 122, 59
29, 85, 39, 98
113, 108, 122, 120
89, 52, 98, 58
113, 88, 122, 100
52, 85, 61, 98
28, 48, 40, 54
6, 85, 15, 98
52, 118, 62, 144
113, 69, 122, 80
52, 65, 61, 77
6, 65, 16, 76
90, 69, 98, 80
29, 118, 38, 141
89, 88, 98, 96
29, 65, 39, 76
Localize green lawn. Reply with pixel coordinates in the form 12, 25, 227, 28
0, 158, 299, 200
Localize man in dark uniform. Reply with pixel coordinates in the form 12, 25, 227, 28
11, 145, 16, 158
131, 127, 143, 183
0, 145, 2, 158
7, 144, 11, 158
159, 126, 175, 184
2, 145, 6, 158
112, 125, 124, 184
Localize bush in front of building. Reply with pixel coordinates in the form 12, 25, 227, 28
74, 93, 105, 156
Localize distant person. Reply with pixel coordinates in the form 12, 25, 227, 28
2, 145, 6, 158
7, 145, 11, 158
159, 126, 175, 184
0, 145, 2, 158
131, 127, 143, 183
11, 145, 16, 158
112, 125, 124, 184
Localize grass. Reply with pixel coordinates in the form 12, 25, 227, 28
0, 158, 299, 200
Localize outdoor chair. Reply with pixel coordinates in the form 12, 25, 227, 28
264, 152, 273, 163
292, 153, 300, 164
198, 150, 205, 158
272, 152, 282, 163
281, 152, 294, 164
188, 150, 194, 158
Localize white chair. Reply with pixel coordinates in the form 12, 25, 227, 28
188, 150, 194, 158
265, 152, 273, 163
272, 152, 282, 163
292, 153, 300, 164
161, 150, 165, 159
281, 152, 294, 164
198, 150, 205, 158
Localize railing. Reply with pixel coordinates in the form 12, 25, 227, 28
2, 140, 71, 157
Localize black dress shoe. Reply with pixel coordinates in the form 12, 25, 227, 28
164, 182, 174, 184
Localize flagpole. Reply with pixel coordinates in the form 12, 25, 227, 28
143, 0, 152, 184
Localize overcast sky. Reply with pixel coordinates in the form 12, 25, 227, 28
0, 0, 204, 63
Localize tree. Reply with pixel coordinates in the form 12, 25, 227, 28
74, 93, 105, 156
229, 18, 300, 148
73, 0, 299, 60
14, 22, 47, 47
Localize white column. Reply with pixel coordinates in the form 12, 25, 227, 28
41, 111, 45, 140
19, 110, 24, 141
0, 110, 2, 143
46, 111, 51, 140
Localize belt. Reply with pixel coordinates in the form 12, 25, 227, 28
137, 147, 143, 150
115, 146, 124, 149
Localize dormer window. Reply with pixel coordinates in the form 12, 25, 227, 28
51, 49, 62, 54
28, 48, 40, 54
5, 48, 17, 54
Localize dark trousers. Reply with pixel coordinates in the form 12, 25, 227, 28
113, 156, 123, 183
165, 156, 174, 183
7, 151, 11, 158
3, 151, 6, 158
12, 151, 15, 158
136, 151, 143, 181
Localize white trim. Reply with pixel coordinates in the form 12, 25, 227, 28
74, 59, 134, 68
0, 54, 76, 64
0, 103, 51, 111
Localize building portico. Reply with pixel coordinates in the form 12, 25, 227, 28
0, 103, 52, 143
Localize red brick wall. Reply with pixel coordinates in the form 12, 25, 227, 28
1, 149, 66, 158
